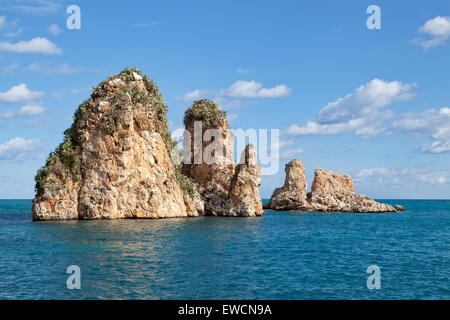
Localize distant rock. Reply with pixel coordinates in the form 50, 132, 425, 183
263, 159, 309, 210
395, 205, 406, 212
308, 168, 396, 213
265, 160, 400, 213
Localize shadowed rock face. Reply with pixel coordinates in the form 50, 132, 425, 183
181, 99, 263, 216
32, 68, 194, 220
264, 160, 399, 213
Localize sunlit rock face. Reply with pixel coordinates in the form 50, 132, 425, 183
229, 144, 264, 217
32, 68, 192, 220
308, 168, 396, 213
264, 161, 398, 213
181, 99, 263, 216
263, 159, 309, 211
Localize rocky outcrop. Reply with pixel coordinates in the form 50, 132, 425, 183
264, 160, 399, 213
307, 168, 396, 212
228, 144, 263, 216
32, 68, 198, 220
263, 159, 309, 210
181, 99, 263, 216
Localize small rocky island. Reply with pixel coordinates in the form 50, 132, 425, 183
264, 160, 405, 213
32, 68, 262, 220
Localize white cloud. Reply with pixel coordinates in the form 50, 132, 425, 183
415, 16, 450, 49
220, 80, 292, 98
1, 63, 19, 74
0, 37, 62, 54
280, 148, 303, 160
0, 16, 6, 29
48, 23, 61, 35
236, 68, 254, 74
182, 89, 201, 102
356, 167, 449, 186
286, 79, 416, 137
132, 21, 160, 27
2, 1, 62, 15
0, 84, 44, 103
0, 137, 40, 160
392, 107, 450, 153
70, 87, 90, 95
19, 103, 45, 115
5, 28, 23, 37
226, 113, 239, 123
27, 62, 84, 74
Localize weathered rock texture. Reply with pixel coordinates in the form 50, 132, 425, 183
228, 144, 263, 216
32, 68, 198, 220
263, 160, 309, 210
264, 160, 399, 213
182, 99, 263, 216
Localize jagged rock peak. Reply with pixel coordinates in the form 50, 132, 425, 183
263, 159, 308, 210
229, 143, 263, 216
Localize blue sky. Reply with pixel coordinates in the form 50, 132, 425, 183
0, 0, 449, 199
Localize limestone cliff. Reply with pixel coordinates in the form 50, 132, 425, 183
32, 68, 197, 220
264, 160, 399, 213
181, 99, 263, 216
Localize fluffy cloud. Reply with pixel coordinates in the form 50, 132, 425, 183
236, 68, 254, 74
5, 28, 23, 37
19, 103, 45, 115
1, 63, 19, 74
48, 24, 61, 36
356, 167, 449, 186
392, 107, 450, 153
0, 137, 41, 160
27, 62, 84, 74
0, 84, 44, 103
220, 80, 291, 98
182, 89, 201, 102
3, 0, 62, 15
0, 16, 6, 29
415, 16, 450, 49
0, 37, 62, 54
286, 79, 416, 137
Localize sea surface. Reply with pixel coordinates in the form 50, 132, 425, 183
0, 199, 448, 300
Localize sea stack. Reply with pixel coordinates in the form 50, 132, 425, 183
182, 99, 263, 216
32, 68, 196, 220
263, 159, 309, 211
264, 160, 399, 213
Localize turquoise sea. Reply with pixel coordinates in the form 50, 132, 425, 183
0, 199, 448, 300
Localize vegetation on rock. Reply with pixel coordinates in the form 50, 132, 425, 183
184, 99, 227, 129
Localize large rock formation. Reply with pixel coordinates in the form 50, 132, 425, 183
264, 160, 399, 213
32, 68, 199, 220
181, 99, 263, 216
